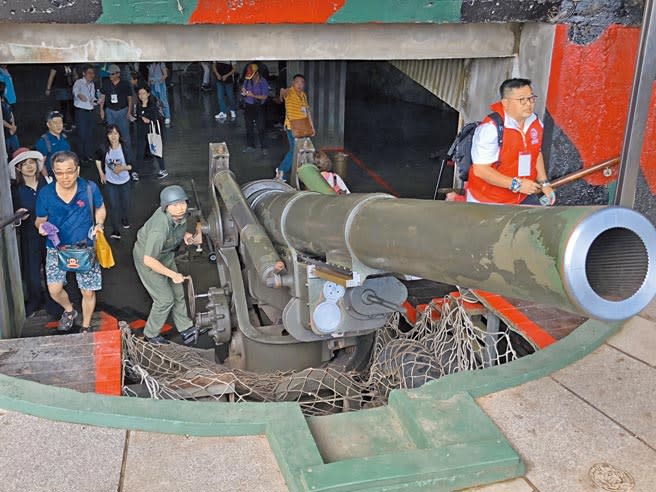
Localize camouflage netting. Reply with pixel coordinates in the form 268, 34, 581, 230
122, 294, 529, 416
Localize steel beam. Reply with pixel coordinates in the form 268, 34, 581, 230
615, 0, 656, 208
0, 23, 517, 64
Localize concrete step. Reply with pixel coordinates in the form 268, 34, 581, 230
304, 391, 522, 491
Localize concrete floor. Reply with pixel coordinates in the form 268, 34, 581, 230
0, 410, 288, 492
474, 314, 656, 492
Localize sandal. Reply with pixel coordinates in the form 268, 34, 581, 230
57, 309, 77, 332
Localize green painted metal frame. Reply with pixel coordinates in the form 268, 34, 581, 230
0, 318, 622, 491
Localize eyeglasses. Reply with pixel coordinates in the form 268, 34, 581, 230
110, 72, 120, 75
506, 95, 538, 105
53, 170, 78, 177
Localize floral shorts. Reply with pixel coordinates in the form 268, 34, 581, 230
46, 248, 102, 291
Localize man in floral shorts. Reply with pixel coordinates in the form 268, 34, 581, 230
36, 151, 106, 332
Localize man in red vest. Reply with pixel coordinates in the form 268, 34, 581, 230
467, 78, 555, 205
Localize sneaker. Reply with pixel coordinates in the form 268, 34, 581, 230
242, 146, 256, 153
110, 231, 121, 240
201, 84, 212, 92
179, 326, 199, 345
229, 110, 236, 119
144, 335, 170, 345
262, 148, 269, 156
121, 219, 131, 229
214, 112, 227, 120
57, 309, 77, 332
164, 118, 171, 126
157, 169, 169, 179
131, 172, 140, 181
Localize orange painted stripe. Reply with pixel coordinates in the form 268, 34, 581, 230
190, 0, 345, 25
93, 328, 122, 396
403, 293, 485, 325
402, 300, 418, 325
97, 311, 119, 332
321, 147, 401, 197
473, 290, 556, 349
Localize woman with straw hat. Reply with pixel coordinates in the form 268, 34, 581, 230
9, 148, 62, 318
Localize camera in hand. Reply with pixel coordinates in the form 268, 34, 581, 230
107, 159, 121, 172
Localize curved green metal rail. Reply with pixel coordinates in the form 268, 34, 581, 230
0, 319, 622, 492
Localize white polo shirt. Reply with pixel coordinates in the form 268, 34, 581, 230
72, 78, 95, 110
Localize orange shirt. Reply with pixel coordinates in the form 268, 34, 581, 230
468, 102, 544, 204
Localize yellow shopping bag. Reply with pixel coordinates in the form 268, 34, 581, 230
95, 230, 115, 269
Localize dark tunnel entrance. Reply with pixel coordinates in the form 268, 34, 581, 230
5, 60, 459, 200
345, 61, 459, 198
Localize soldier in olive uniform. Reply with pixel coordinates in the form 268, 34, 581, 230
133, 185, 201, 344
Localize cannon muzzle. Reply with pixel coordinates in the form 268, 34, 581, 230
248, 190, 656, 321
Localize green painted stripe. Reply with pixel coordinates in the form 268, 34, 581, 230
389, 392, 509, 449
267, 419, 325, 492
607, 181, 618, 205
328, 0, 462, 24
98, 0, 197, 25
300, 440, 521, 492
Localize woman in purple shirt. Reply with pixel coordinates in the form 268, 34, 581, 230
241, 63, 269, 155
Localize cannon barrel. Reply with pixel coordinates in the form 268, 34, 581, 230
245, 189, 656, 321
213, 170, 285, 287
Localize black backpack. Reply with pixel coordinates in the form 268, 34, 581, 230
448, 112, 504, 182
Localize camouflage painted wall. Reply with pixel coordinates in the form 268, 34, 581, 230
0, 0, 642, 25
540, 0, 655, 226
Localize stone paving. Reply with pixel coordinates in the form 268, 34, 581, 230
475, 313, 656, 492
0, 411, 288, 492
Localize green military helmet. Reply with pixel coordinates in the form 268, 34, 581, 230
160, 185, 189, 212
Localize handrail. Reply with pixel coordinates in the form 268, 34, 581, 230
0, 208, 28, 230
550, 157, 620, 190
439, 157, 621, 196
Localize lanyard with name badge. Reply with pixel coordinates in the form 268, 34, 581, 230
518, 152, 531, 177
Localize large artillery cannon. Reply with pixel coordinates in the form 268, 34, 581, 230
195, 142, 656, 373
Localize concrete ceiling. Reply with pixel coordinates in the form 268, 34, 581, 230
0, 23, 519, 63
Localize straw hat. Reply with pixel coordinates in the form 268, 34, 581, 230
8, 147, 44, 180
244, 63, 259, 80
